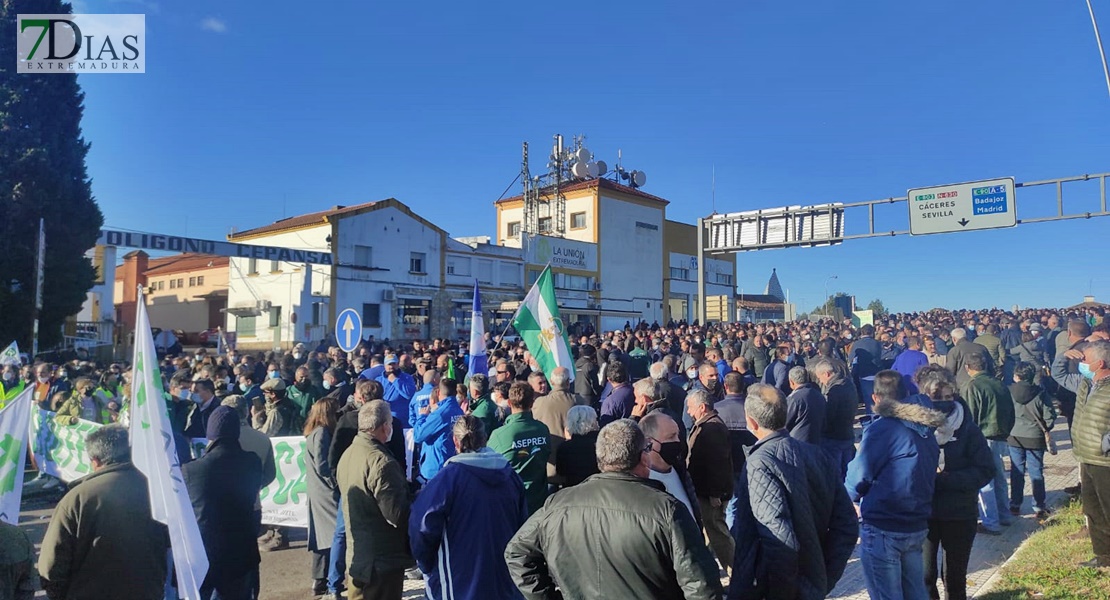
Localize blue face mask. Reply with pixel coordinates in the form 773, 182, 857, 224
323, 380, 333, 390
268, 370, 279, 379
1079, 362, 1096, 379
239, 382, 250, 393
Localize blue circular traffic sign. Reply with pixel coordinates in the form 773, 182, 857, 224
335, 308, 362, 353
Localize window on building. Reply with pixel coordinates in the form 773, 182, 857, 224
399, 299, 431, 329
312, 301, 326, 326
538, 217, 552, 233
169, 279, 177, 289
197, 275, 205, 286
237, 315, 256, 337
447, 256, 471, 276
570, 212, 587, 229
189, 277, 197, 287
670, 267, 690, 280
268, 306, 282, 328
248, 258, 259, 275
409, 252, 426, 274
362, 303, 382, 327
354, 245, 373, 267
499, 262, 519, 286
527, 269, 540, 286
507, 221, 521, 238
177, 278, 184, 288
716, 273, 733, 285
452, 302, 472, 334
269, 260, 280, 272
476, 259, 493, 284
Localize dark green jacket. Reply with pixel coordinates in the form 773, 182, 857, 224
961, 372, 1015, 440
504, 472, 723, 600
286, 383, 322, 420
488, 412, 551, 515
469, 395, 502, 438
336, 434, 415, 582
38, 463, 169, 600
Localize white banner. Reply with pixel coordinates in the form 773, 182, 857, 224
0, 387, 32, 524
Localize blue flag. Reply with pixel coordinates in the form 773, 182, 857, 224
467, 280, 488, 381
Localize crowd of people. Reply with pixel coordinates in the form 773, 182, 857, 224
2, 302, 1109, 600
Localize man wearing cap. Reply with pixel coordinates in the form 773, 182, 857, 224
377, 355, 416, 427
183, 406, 264, 600
253, 378, 303, 437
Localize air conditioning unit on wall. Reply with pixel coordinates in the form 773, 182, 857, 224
381, 289, 395, 302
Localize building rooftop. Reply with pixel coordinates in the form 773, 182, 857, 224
495, 178, 670, 206
228, 199, 386, 239
118, 252, 228, 277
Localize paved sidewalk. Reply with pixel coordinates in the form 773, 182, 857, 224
828, 420, 1079, 599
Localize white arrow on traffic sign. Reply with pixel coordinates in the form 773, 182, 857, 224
334, 308, 362, 353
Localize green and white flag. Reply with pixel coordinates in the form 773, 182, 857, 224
0, 341, 19, 367
131, 290, 208, 598
512, 266, 575, 381
0, 387, 32, 524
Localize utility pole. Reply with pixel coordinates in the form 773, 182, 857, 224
32, 218, 45, 358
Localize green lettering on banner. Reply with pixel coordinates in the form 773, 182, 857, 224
262, 440, 307, 505
0, 434, 19, 493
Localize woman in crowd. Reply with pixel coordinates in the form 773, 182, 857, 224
303, 397, 340, 597
555, 405, 600, 488
54, 377, 111, 425
1007, 361, 1056, 519
917, 365, 995, 600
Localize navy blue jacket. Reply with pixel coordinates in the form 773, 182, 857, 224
729, 431, 858, 600
848, 337, 883, 379
785, 383, 827, 446
845, 394, 945, 533
599, 383, 635, 427
409, 448, 527, 600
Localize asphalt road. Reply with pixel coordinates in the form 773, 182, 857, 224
18, 487, 427, 599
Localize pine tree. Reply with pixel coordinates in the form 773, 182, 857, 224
0, 0, 104, 351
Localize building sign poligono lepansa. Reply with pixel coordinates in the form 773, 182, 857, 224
522, 233, 597, 271
17, 14, 144, 73
908, 177, 1016, 236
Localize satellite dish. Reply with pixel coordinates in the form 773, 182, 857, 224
632, 170, 647, 187
575, 147, 592, 162
586, 161, 600, 178
595, 160, 608, 176
571, 162, 589, 178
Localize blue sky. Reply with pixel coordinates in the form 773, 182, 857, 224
76, 0, 1110, 313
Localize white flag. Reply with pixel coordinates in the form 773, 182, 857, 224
0, 341, 19, 367
131, 291, 208, 598
0, 387, 32, 525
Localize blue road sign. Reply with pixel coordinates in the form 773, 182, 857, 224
335, 308, 362, 353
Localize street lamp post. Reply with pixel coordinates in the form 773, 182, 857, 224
824, 275, 838, 320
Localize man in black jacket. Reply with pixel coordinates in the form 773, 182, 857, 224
729, 384, 858, 600
182, 406, 263, 600
505, 419, 723, 600
812, 358, 858, 481
785, 367, 827, 445
686, 389, 735, 574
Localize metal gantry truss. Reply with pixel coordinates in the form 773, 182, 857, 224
696, 171, 1110, 323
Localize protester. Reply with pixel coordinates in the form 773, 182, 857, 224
409, 415, 528, 600
377, 355, 416, 426
640, 411, 700, 525
504, 419, 723, 599
811, 357, 858, 479
182, 406, 264, 600
555, 404, 601, 487
1007, 361, 1056, 519
183, 378, 220, 438
304, 398, 341, 598
961, 352, 1015, 534
488, 381, 551, 515
891, 336, 929, 394
762, 344, 795, 396
1053, 340, 1110, 567
289, 365, 323, 420
916, 365, 995, 599
573, 344, 603, 407
53, 377, 110, 425
599, 362, 634, 426
39, 425, 170, 600
729, 383, 858, 599
532, 366, 581, 486
685, 389, 734, 574
947, 328, 994, 387
845, 370, 945, 600
413, 377, 465, 484
337, 400, 415, 599
0, 519, 38, 599
784, 366, 826, 445
849, 324, 883, 412
466, 373, 501, 437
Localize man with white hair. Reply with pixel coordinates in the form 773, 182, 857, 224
337, 400, 414, 598
785, 366, 827, 445
946, 328, 994, 388
533, 367, 584, 485
650, 360, 688, 417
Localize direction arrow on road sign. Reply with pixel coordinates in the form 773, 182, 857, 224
908, 177, 1017, 236
335, 308, 362, 353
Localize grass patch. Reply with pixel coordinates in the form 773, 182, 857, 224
979, 500, 1110, 600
